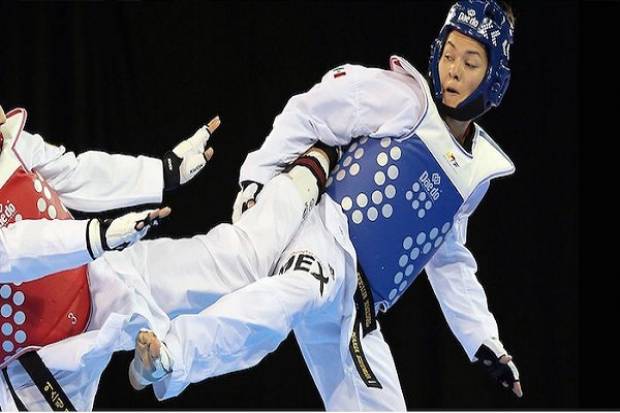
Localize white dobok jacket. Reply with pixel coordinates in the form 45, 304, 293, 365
238, 55, 516, 361
0, 120, 163, 283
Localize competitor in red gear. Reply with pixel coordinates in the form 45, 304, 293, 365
0, 105, 334, 411
0, 105, 210, 410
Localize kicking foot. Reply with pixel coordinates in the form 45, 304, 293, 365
128, 329, 173, 390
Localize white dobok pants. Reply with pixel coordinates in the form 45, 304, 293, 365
0, 174, 319, 411
151, 192, 407, 410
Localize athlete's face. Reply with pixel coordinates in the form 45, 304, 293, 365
438, 30, 488, 108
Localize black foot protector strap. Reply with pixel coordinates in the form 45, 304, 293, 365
283, 144, 340, 196
18, 351, 76, 411
284, 155, 328, 190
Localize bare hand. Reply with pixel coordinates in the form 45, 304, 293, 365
135, 207, 172, 230
203, 116, 220, 161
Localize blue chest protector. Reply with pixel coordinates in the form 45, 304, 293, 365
326, 135, 465, 311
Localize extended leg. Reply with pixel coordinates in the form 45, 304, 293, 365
107, 146, 337, 318
131, 209, 346, 399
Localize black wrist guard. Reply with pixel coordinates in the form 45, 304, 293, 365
162, 151, 182, 192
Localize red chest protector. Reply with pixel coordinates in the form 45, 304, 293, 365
0, 109, 91, 368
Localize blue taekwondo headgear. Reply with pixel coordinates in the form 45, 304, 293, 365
428, 0, 514, 121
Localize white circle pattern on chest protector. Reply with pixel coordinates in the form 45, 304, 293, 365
354, 148, 364, 159
359, 137, 369, 145
390, 226, 446, 303
372, 191, 383, 205
326, 177, 333, 188
43, 187, 52, 200
0, 286, 11, 299
429, 227, 439, 240
382, 204, 393, 218
343, 156, 353, 167
352, 210, 363, 224
336, 170, 346, 181
37, 198, 47, 213
405, 264, 414, 276
380, 138, 391, 148
2, 341, 13, 352
384, 185, 396, 199
341, 197, 353, 211
1, 305, 12, 318
48, 205, 57, 219
442, 222, 452, 234
387, 165, 399, 180
394, 272, 403, 284
390, 146, 402, 161
374, 171, 385, 186
377, 153, 388, 167
12, 292, 24, 306
331, 137, 461, 310
381, 138, 392, 148
399, 254, 408, 267
34, 179, 43, 193
356, 193, 368, 208
2, 323, 12, 336
388, 289, 397, 300
434, 236, 444, 248
423, 242, 432, 254
14, 330, 26, 344
348, 142, 358, 153
13, 311, 25, 325
350, 163, 360, 176
416, 233, 426, 245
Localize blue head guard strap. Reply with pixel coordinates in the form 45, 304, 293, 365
428, 0, 514, 121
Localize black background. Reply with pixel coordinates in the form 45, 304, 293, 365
1, 1, 579, 410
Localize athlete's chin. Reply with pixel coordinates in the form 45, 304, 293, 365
441, 97, 461, 108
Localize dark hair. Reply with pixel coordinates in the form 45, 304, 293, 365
498, 1, 516, 30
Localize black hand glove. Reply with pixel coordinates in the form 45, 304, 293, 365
162, 117, 219, 191
86, 207, 170, 259
474, 338, 522, 398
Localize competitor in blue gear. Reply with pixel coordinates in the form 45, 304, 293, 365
129, 1, 523, 409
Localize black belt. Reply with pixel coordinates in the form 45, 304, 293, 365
349, 266, 382, 389
353, 266, 377, 337
1, 351, 75, 411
